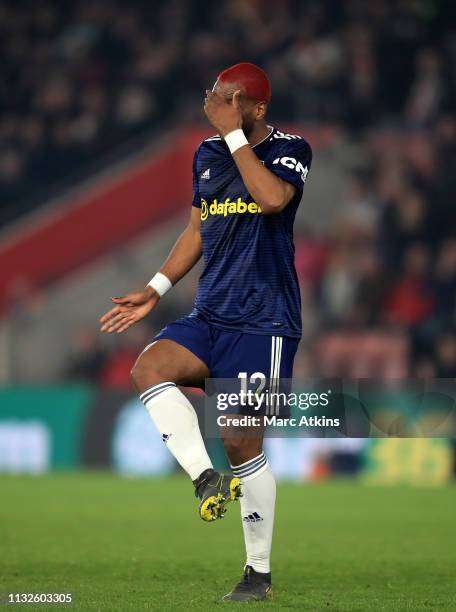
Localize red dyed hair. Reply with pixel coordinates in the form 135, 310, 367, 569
217, 62, 271, 103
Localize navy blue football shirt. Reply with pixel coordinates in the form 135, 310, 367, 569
191, 126, 312, 338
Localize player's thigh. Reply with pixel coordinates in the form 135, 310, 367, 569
212, 333, 299, 464
212, 332, 299, 415
131, 339, 210, 392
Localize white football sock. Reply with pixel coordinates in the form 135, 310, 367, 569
140, 383, 213, 481
231, 453, 276, 574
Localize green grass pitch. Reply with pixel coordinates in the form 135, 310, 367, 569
1, 473, 455, 611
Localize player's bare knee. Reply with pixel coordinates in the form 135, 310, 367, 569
222, 437, 240, 459
130, 356, 148, 391
131, 352, 170, 392
223, 437, 260, 466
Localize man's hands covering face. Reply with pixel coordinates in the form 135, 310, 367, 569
204, 89, 243, 137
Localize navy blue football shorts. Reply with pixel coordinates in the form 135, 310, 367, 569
152, 312, 299, 416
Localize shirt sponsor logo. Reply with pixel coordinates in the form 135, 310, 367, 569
201, 197, 262, 221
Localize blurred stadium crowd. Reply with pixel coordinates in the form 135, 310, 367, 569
1, 0, 454, 221
1, 0, 455, 384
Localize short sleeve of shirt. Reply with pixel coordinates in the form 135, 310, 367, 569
264, 138, 312, 195
192, 147, 201, 208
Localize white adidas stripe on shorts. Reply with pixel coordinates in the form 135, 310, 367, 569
268, 336, 283, 416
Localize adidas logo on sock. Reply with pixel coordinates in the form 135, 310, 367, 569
201, 168, 211, 180
162, 433, 172, 443
242, 512, 263, 523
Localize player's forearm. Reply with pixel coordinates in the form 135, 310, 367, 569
158, 224, 202, 286
231, 146, 291, 214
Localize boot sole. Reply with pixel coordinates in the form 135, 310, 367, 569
222, 586, 273, 601
199, 477, 241, 522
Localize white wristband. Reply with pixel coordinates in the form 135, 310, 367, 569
224, 129, 249, 154
147, 272, 172, 297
